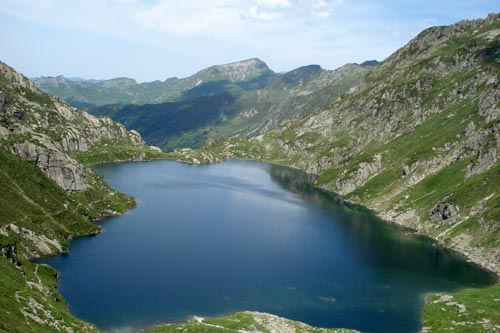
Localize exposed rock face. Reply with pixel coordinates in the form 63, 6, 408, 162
0, 60, 152, 192
430, 202, 460, 223
1, 243, 19, 266
12, 140, 87, 191
335, 154, 382, 195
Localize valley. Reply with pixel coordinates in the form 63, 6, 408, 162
1, 10, 500, 333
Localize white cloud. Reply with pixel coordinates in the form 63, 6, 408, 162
244, 6, 285, 21
315, 10, 331, 18
254, 0, 292, 8
241, 0, 341, 22
136, 1, 242, 36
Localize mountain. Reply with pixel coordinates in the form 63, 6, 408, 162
172, 13, 500, 275
0, 60, 164, 332
89, 62, 370, 151
33, 58, 276, 107
170, 14, 500, 330
66, 77, 103, 83
194, 58, 274, 83
359, 60, 380, 67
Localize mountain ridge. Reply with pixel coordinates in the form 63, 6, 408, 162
87, 62, 370, 151
32, 58, 276, 107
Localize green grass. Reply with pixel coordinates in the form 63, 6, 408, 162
150, 312, 359, 333
71, 140, 167, 165
423, 285, 500, 333
0, 147, 125, 332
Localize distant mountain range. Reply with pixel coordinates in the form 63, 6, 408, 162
66, 77, 104, 83
34, 59, 377, 151
33, 58, 275, 106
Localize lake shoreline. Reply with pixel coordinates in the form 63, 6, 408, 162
41, 158, 497, 333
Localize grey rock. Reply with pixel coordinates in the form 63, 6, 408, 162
1, 243, 19, 266
0, 91, 6, 113
12, 140, 87, 192
430, 202, 460, 223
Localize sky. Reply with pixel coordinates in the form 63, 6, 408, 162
0, 0, 498, 82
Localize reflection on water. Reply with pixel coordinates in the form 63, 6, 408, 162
268, 164, 494, 285
42, 160, 496, 333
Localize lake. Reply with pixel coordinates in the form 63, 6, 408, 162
42, 160, 497, 333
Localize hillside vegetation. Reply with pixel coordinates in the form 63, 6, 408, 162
151, 312, 359, 333
0, 60, 165, 332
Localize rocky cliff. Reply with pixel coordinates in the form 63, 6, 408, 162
0, 61, 162, 191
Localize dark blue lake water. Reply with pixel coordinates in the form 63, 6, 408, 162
42, 160, 496, 333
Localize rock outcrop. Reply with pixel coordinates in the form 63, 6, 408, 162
0, 60, 157, 192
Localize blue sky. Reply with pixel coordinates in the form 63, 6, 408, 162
0, 0, 498, 82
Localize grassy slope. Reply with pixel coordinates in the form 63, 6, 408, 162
70, 139, 166, 165
0, 146, 130, 333
423, 285, 500, 332
0, 141, 168, 333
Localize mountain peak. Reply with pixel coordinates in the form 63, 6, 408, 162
359, 60, 380, 67
32, 75, 71, 87
217, 58, 267, 68
199, 58, 274, 83
270, 64, 324, 89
